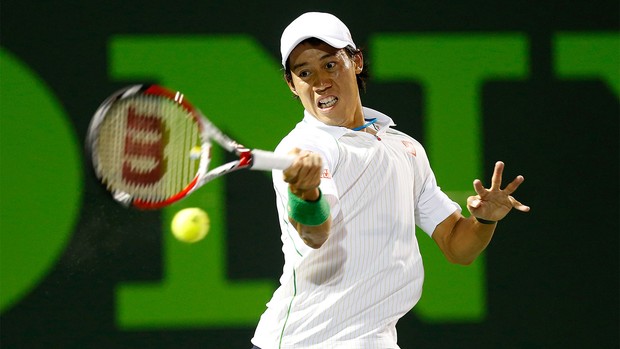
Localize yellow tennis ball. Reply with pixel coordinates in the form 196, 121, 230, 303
171, 208, 210, 243
189, 146, 202, 160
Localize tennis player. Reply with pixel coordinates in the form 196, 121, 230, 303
251, 12, 530, 349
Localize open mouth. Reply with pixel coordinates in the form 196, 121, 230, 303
317, 96, 338, 109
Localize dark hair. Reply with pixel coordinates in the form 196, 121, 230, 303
284, 38, 369, 95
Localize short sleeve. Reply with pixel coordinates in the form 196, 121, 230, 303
411, 142, 461, 236
415, 175, 461, 237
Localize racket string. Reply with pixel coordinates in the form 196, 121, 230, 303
96, 95, 203, 203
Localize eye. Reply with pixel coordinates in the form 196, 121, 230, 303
298, 70, 311, 78
325, 62, 336, 69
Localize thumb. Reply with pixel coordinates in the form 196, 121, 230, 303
288, 147, 301, 156
467, 195, 482, 210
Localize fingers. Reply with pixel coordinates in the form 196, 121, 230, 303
473, 179, 486, 196
503, 175, 525, 195
477, 162, 525, 195
473, 161, 505, 196
472, 160, 531, 211
282, 148, 301, 181
295, 154, 322, 187
509, 196, 531, 212
283, 149, 323, 192
490, 161, 504, 191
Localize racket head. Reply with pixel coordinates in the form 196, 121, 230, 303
87, 85, 211, 209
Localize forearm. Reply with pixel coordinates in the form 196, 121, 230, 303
289, 215, 331, 249
449, 216, 497, 265
438, 214, 497, 265
288, 187, 331, 249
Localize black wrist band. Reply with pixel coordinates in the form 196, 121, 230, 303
475, 217, 497, 225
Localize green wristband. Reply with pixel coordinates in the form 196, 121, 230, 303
287, 188, 330, 226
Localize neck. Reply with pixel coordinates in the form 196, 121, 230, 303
346, 102, 366, 129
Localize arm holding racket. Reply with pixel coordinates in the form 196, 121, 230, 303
283, 148, 331, 249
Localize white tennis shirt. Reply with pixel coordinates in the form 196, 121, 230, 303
252, 107, 460, 349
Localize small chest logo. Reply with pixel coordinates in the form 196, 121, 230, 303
320, 168, 332, 179
401, 141, 417, 157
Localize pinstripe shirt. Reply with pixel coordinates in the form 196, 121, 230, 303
252, 107, 460, 349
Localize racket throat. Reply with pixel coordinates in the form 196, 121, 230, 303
236, 147, 253, 168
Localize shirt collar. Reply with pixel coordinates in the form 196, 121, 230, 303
302, 107, 396, 139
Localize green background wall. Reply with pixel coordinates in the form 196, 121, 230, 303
1, 1, 618, 348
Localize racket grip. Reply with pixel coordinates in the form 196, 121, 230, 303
251, 150, 295, 171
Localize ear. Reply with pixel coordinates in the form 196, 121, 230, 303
353, 52, 364, 74
287, 79, 298, 96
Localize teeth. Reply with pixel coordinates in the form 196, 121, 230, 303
318, 96, 337, 108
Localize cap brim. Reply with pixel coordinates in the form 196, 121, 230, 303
281, 35, 354, 67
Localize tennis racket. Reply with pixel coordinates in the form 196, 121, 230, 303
87, 84, 294, 209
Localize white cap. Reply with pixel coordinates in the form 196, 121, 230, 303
280, 12, 356, 67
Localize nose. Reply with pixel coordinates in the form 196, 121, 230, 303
313, 70, 332, 92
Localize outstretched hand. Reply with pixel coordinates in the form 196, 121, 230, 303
467, 161, 530, 222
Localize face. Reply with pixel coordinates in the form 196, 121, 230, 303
287, 41, 364, 128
